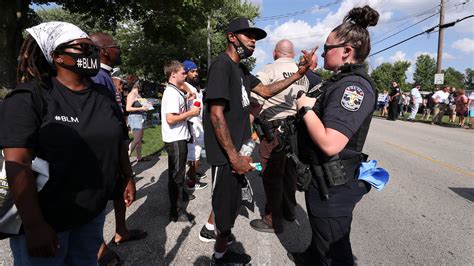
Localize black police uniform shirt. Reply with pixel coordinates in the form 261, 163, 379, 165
299, 64, 375, 217
203, 53, 261, 165
0, 78, 128, 232
389, 86, 400, 103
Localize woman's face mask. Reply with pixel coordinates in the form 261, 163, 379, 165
55, 42, 100, 77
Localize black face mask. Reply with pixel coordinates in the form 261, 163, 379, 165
231, 35, 253, 59
58, 50, 100, 77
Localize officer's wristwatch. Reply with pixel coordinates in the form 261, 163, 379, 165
298, 106, 313, 118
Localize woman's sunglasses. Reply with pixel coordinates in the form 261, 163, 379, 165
56, 43, 99, 55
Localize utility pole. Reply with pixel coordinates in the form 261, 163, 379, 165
436, 0, 445, 74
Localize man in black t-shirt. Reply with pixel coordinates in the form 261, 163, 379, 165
202, 17, 314, 264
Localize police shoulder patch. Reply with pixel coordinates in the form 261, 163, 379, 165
341, 85, 364, 111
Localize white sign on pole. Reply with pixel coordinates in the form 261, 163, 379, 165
434, 73, 444, 85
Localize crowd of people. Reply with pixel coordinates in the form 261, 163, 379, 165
378, 82, 474, 128
0, 5, 389, 265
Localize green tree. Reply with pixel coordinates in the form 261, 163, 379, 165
371, 63, 393, 92
0, 0, 260, 91
36, 7, 104, 34
464, 68, 474, 90
443, 67, 464, 89
392, 61, 411, 91
413, 54, 436, 91
315, 68, 334, 81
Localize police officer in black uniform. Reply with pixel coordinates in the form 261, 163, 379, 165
387, 81, 401, 121
291, 5, 379, 265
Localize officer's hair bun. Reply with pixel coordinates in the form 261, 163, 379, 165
344, 5, 379, 28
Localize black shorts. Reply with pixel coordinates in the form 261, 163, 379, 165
211, 164, 243, 235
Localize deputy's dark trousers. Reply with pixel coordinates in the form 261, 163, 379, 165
304, 185, 354, 265
165, 140, 188, 217
387, 101, 399, 120
306, 214, 354, 266
260, 136, 297, 230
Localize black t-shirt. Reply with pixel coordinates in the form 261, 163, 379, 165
0, 78, 127, 231
203, 53, 261, 165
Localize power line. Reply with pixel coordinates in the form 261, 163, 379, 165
372, 12, 439, 45
370, 14, 474, 57
256, 0, 341, 21
378, 5, 440, 25
373, 1, 472, 44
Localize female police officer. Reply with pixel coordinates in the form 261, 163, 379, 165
292, 5, 379, 265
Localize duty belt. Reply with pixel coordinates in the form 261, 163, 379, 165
267, 116, 296, 129
311, 153, 368, 188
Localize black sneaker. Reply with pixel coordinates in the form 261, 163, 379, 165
185, 181, 208, 191
199, 226, 235, 245
212, 250, 251, 265
196, 172, 207, 180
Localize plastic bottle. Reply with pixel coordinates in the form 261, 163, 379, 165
239, 140, 262, 172
239, 139, 256, 156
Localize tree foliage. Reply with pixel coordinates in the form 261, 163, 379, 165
370, 61, 411, 92
413, 54, 436, 91
315, 68, 334, 81
3, 0, 260, 87
464, 68, 474, 90
443, 67, 464, 89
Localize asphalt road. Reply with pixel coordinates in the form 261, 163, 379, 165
0, 117, 473, 265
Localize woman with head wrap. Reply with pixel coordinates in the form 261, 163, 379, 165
0, 22, 135, 264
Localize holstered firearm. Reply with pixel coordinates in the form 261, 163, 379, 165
253, 117, 274, 141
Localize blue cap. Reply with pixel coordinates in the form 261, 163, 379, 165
183, 60, 197, 73
357, 160, 390, 191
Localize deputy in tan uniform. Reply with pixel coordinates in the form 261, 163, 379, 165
250, 39, 311, 233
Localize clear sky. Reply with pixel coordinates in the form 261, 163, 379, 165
246, 0, 474, 81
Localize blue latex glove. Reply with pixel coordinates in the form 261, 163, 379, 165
358, 160, 389, 191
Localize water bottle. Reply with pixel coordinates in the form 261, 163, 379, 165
239, 139, 262, 171
239, 139, 256, 156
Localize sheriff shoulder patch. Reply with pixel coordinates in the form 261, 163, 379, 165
341, 86, 364, 111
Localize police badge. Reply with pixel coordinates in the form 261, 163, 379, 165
341, 86, 364, 111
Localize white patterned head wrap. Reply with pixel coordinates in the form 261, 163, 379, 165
26, 21, 89, 64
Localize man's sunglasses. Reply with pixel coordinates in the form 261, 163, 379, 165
56, 43, 99, 54
101, 45, 121, 50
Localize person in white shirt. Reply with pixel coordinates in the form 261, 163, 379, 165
408, 84, 422, 121
161, 60, 201, 222
182, 60, 208, 190
431, 86, 450, 125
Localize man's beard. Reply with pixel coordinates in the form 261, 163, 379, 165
186, 77, 199, 87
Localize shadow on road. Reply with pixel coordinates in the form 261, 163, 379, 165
104, 166, 196, 264
449, 187, 474, 202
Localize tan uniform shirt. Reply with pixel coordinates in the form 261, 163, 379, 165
251, 57, 310, 121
